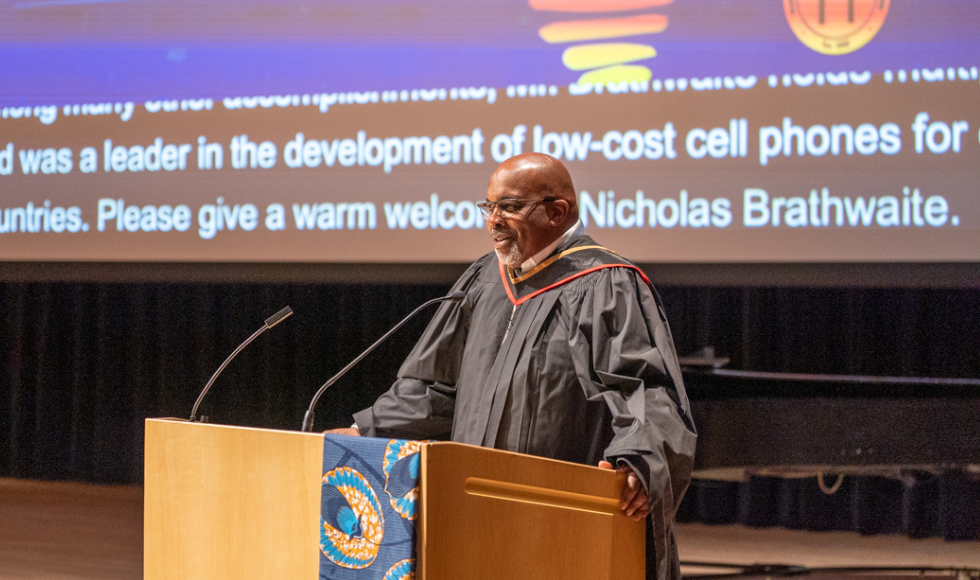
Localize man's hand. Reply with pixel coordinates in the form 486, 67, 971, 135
598, 460, 649, 522
324, 427, 361, 437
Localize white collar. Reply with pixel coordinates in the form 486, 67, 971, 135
518, 220, 584, 273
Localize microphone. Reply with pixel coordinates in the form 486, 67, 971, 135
189, 305, 293, 422
300, 291, 464, 432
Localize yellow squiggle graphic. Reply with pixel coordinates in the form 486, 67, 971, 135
562, 43, 657, 71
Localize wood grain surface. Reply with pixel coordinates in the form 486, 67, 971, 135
143, 418, 323, 580
419, 441, 645, 580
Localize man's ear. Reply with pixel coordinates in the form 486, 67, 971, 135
549, 199, 571, 226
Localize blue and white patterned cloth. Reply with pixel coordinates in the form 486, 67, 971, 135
320, 435, 423, 580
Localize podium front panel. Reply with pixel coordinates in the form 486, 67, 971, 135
144, 419, 323, 580
418, 442, 644, 580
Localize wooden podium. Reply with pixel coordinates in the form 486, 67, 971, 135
144, 418, 644, 580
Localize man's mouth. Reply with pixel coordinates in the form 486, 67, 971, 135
490, 229, 514, 248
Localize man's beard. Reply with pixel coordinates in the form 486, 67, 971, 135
494, 243, 522, 267
491, 228, 522, 267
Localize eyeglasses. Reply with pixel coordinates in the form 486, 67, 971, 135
476, 197, 556, 219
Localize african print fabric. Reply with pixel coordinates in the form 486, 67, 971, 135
320, 434, 423, 580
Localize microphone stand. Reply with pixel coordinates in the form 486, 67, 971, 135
300, 292, 463, 432
189, 305, 293, 423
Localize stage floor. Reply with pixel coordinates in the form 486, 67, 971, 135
1, 477, 977, 580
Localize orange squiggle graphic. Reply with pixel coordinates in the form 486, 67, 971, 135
530, 0, 673, 12
539, 14, 668, 44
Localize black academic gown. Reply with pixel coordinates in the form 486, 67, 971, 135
354, 234, 697, 580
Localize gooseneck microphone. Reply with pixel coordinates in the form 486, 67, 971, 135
300, 291, 465, 432
189, 305, 293, 422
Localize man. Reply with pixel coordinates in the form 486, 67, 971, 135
336, 153, 696, 580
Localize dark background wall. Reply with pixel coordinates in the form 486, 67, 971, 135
2, 278, 979, 537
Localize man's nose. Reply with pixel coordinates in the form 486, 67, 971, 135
486, 210, 505, 229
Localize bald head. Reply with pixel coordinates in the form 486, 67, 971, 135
485, 153, 579, 267
488, 153, 579, 228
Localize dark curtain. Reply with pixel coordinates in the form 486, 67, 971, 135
676, 470, 980, 542
2, 281, 979, 539
1, 282, 448, 483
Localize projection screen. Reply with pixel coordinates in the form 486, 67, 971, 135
1, 0, 977, 266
